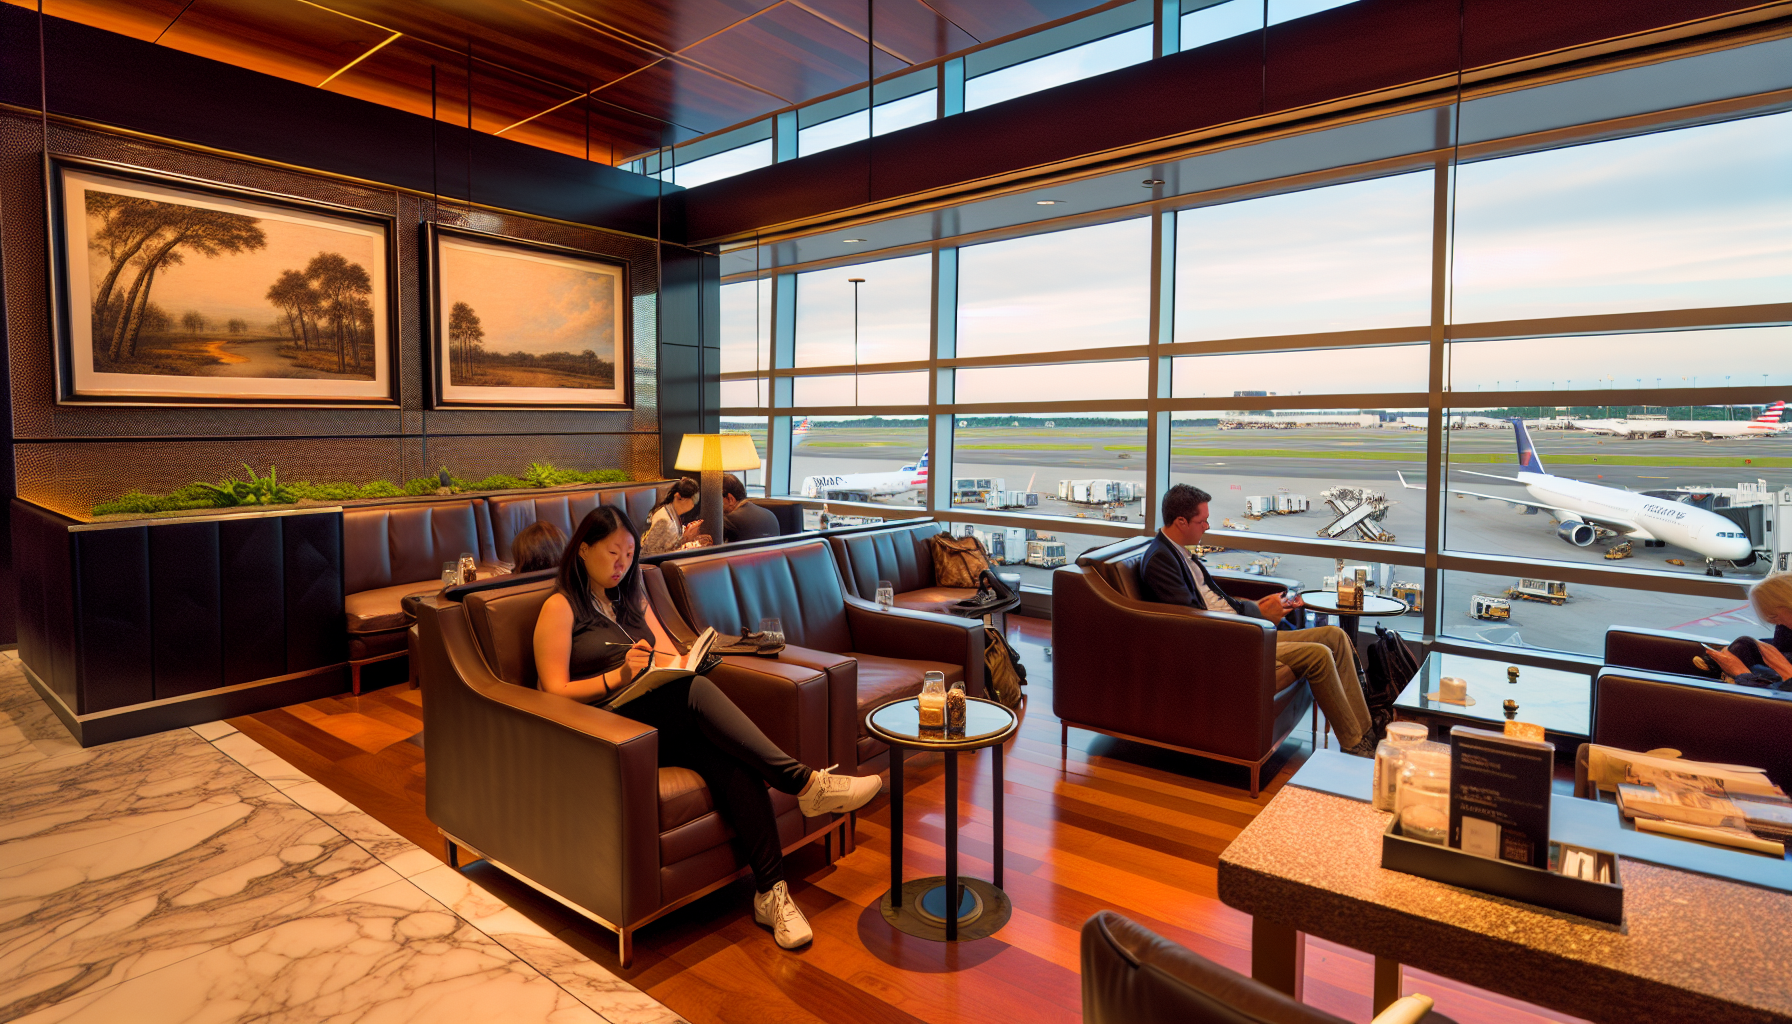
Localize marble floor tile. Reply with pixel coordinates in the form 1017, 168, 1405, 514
207, 732, 311, 790
281, 781, 440, 878
188, 720, 239, 742
0, 730, 275, 869
12, 877, 608, 1024
0, 791, 389, 1020
0, 672, 78, 772
409, 864, 686, 1024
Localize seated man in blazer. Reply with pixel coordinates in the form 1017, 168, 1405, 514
721, 473, 780, 542
1140, 483, 1379, 757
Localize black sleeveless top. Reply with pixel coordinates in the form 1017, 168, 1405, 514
564, 590, 641, 683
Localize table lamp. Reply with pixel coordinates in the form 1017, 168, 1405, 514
674, 433, 761, 549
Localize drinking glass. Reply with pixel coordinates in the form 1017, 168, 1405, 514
458, 551, 476, 577
441, 561, 461, 588
918, 671, 947, 728
875, 580, 895, 610
758, 617, 784, 645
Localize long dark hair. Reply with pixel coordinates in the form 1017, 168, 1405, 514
555, 506, 645, 630
650, 477, 699, 518
511, 520, 568, 573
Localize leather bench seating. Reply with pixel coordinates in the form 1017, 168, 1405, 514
655, 538, 986, 778
1053, 536, 1312, 796
412, 574, 842, 967
829, 519, 974, 615
342, 497, 501, 692
486, 482, 666, 563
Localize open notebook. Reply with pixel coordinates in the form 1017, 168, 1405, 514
599, 627, 721, 710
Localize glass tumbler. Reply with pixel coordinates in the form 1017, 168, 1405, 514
441, 561, 461, 588
758, 617, 784, 645
876, 580, 895, 610
918, 671, 946, 728
1396, 748, 1453, 845
458, 551, 476, 580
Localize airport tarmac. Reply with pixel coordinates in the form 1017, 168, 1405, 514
776, 425, 1784, 655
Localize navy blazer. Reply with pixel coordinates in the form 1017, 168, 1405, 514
1137, 532, 1263, 620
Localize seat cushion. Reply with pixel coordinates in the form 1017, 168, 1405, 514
850, 652, 963, 734
658, 767, 714, 832
893, 586, 977, 616
345, 580, 446, 634
657, 770, 806, 867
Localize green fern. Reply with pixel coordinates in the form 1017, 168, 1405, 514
193, 464, 294, 507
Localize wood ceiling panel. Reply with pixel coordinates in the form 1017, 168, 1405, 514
592, 57, 783, 136
3, 0, 184, 40
924, 0, 1111, 43
303, 0, 659, 89
155, 0, 395, 88
680, 2, 904, 106
796, 0, 978, 64
539, 0, 782, 54
323, 35, 583, 139
502, 95, 672, 162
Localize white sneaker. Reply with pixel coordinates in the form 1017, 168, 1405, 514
796, 765, 882, 817
753, 881, 812, 948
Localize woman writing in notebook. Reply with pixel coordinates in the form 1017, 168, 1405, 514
532, 505, 880, 949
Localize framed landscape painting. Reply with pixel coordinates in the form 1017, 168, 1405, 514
51, 159, 397, 406
425, 225, 632, 409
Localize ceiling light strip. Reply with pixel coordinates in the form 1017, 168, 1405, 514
318, 31, 401, 88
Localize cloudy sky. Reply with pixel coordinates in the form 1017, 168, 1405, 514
438, 239, 616, 357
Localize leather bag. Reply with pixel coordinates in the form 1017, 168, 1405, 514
1363, 625, 1420, 733
930, 533, 991, 588
984, 625, 1026, 709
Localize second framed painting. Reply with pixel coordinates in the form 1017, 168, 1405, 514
424, 225, 633, 409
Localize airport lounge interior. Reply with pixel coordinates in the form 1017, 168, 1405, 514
4, 1, 1792, 1021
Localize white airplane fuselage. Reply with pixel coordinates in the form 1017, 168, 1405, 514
799, 463, 927, 501
1516, 470, 1754, 560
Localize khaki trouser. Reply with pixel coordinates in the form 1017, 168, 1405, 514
1274, 625, 1372, 749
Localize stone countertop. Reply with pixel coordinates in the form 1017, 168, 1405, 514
1218, 784, 1792, 1024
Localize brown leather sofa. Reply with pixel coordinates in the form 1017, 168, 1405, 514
654, 538, 986, 779
486, 482, 667, 564
342, 497, 501, 693
1053, 537, 1311, 796
828, 518, 974, 614
411, 573, 843, 966
1082, 911, 1455, 1024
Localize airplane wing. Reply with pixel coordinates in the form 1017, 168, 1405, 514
1394, 472, 1643, 534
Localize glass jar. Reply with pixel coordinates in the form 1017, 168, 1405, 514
1372, 722, 1430, 812
1396, 747, 1452, 845
876, 579, 895, 610
918, 672, 946, 728
946, 681, 967, 730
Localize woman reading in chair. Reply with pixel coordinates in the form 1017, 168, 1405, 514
532, 505, 879, 949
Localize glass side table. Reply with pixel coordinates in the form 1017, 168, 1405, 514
866, 696, 1020, 942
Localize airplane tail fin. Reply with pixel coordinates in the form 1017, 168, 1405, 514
1396, 471, 1423, 491
1753, 401, 1785, 426
1511, 418, 1547, 474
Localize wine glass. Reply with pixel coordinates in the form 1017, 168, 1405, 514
758, 617, 784, 645
875, 580, 895, 610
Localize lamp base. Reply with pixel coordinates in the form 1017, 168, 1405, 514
700, 469, 724, 548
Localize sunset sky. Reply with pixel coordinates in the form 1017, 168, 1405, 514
437, 239, 617, 358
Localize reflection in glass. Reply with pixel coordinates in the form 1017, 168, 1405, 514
792, 371, 929, 407
1439, 570, 1761, 656
798, 91, 938, 157
663, 139, 774, 188
795, 255, 931, 367
965, 26, 1151, 111
1451, 112, 1792, 323
1176, 172, 1433, 341
956, 361, 1147, 404
1449, 327, 1792, 392
720, 279, 771, 375
1169, 410, 1428, 545
1172, 346, 1427, 397
958, 219, 1151, 357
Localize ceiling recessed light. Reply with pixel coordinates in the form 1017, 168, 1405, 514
1142, 178, 1165, 187
1035, 199, 1063, 205
843, 238, 867, 243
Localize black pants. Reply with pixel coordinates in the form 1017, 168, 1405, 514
612, 675, 811, 892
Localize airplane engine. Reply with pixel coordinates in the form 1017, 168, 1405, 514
1556, 521, 1596, 546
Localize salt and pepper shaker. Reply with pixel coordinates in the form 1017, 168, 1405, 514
918, 672, 946, 728
946, 682, 967, 730
1507, 665, 1520, 684
1503, 698, 1519, 720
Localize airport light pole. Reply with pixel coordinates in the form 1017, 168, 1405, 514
849, 277, 865, 407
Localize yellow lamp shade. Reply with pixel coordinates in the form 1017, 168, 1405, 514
674, 433, 761, 472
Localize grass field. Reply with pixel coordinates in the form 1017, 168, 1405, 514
959, 443, 1094, 451
800, 441, 906, 447
451, 364, 612, 389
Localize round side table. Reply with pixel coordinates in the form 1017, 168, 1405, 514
867, 696, 1019, 942
1297, 591, 1409, 650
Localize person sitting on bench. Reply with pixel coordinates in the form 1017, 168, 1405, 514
1140, 483, 1379, 757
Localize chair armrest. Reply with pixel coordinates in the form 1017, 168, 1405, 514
1604, 625, 1724, 673
705, 656, 831, 774
844, 595, 987, 698
1208, 571, 1290, 602
416, 600, 661, 928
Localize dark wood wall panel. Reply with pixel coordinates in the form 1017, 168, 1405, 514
149, 521, 224, 699
283, 512, 345, 673
73, 526, 154, 712
219, 518, 287, 687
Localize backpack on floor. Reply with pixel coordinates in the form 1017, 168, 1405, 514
984, 625, 1027, 710
1362, 625, 1420, 733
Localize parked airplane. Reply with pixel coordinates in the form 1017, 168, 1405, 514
1398, 419, 1756, 573
799, 450, 929, 502
792, 416, 813, 435
1568, 402, 1785, 439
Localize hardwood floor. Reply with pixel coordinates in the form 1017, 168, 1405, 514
232, 615, 1587, 1024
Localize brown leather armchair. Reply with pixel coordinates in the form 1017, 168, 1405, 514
412, 574, 844, 966
1053, 539, 1311, 797
1575, 665, 1792, 795
655, 538, 986, 779
1082, 911, 1455, 1024
829, 519, 975, 615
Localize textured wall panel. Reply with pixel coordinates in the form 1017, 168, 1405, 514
150, 522, 224, 699
283, 511, 344, 672
2, 112, 666, 522
219, 517, 286, 685
73, 526, 155, 712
